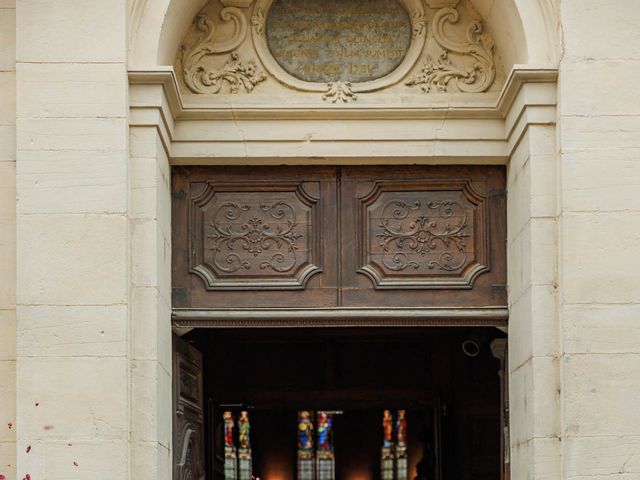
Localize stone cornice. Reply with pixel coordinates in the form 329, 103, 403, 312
128, 64, 557, 162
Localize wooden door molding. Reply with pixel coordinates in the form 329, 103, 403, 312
190, 179, 322, 290
353, 178, 489, 289
340, 165, 506, 309
173, 166, 338, 309
172, 165, 507, 323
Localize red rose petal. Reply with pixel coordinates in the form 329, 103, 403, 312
73, 461, 78, 467
7, 423, 12, 430
26, 445, 31, 454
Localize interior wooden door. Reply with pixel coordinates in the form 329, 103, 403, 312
173, 334, 206, 480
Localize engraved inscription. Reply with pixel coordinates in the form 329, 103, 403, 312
266, 0, 412, 83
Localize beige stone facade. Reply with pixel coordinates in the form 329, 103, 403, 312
1, 0, 640, 478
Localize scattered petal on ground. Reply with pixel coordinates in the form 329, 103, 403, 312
73, 462, 78, 467
26, 446, 31, 454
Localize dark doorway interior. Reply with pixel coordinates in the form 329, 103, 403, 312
184, 327, 505, 480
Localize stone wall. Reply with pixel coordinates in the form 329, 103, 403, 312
558, 2, 640, 478
1, 1, 640, 479
0, 1, 16, 479
14, 1, 130, 478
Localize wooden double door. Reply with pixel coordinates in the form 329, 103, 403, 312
172, 165, 506, 312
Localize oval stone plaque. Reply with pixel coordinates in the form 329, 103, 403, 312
266, 0, 412, 83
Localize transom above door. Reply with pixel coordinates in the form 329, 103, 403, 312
172, 166, 506, 316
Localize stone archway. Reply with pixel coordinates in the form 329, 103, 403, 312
126, 1, 561, 479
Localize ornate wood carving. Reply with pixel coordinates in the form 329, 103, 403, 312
172, 166, 506, 314
357, 180, 489, 288
173, 335, 205, 480
190, 180, 322, 289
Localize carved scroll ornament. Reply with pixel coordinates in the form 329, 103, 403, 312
406, 7, 495, 93
376, 200, 471, 272
357, 180, 489, 289
181, 5, 266, 94
178, 0, 499, 100
190, 181, 322, 290
208, 201, 303, 273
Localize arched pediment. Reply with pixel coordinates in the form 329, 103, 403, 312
129, 0, 560, 72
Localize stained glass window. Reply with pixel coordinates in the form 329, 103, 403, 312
224, 411, 238, 480
238, 411, 252, 480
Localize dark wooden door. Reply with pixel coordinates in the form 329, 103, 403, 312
172, 165, 506, 313
173, 334, 206, 480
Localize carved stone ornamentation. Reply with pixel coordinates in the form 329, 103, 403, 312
406, 6, 495, 93
412, 10, 427, 39
184, 52, 266, 94
322, 81, 357, 103
250, 0, 428, 101
357, 180, 489, 288
190, 181, 322, 289
181, 5, 263, 94
250, 7, 265, 37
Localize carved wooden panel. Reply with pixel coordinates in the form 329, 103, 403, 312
191, 181, 321, 289
340, 166, 506, 309
172, 165, 506, 314
173, 334, 205, 480
358, 180, 488, 288
173, 166, 338, 309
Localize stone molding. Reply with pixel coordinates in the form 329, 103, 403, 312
129, 66, 557, 164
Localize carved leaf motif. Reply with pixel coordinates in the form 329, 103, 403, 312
185, 52, 267, 94
322, 81, 358, 103
251, 7, 265, 37
411, 9, 427, 39
406, 6, 495, 93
